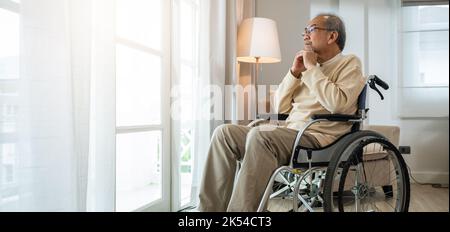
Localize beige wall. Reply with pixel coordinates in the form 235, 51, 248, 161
255, 0, 311, 86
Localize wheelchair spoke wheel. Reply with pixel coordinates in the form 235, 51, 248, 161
323, 131, 410, 212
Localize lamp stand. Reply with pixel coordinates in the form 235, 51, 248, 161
253, 57, 260, 120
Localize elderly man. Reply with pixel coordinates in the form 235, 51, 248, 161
198, 14, 366, 212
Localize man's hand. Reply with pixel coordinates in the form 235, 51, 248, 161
290, 51, 306, 78
303, 42, 318, 70
291, 42, 319, 78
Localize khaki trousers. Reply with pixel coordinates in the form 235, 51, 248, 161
198, 124, 321, 212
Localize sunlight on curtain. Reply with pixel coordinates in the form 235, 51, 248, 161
0, 0, 78, 211
0, 0, 115, 212
172, 0, 211, 209
172, 0, 238, 210
0, 0, 234, 212
0, 0, 23, 211
172, 0, 250, 210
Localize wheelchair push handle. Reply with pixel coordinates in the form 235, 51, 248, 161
371, 75, 389, 90
368, 75, 389, 100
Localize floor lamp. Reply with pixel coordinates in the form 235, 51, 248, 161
237, 17, 281, 119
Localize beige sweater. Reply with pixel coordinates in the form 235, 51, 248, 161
275, 53, 366, 147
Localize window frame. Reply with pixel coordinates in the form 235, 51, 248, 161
114, 0, 172, 212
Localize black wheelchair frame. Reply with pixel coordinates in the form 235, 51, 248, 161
253, 75, 410, 212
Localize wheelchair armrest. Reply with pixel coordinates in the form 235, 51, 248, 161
311, 114, 361, 122
257, 114, 289, 121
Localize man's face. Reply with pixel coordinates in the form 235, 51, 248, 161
303, 16, 332, 53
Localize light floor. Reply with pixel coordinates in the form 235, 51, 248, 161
408, 184, 449, 212
267, 184, 449, 212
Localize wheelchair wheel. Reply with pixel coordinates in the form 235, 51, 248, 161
323, 131, 410, 212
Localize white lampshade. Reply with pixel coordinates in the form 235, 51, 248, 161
237, 17, 281, 64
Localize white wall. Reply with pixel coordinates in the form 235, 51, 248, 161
311, 0, 339, 16
400, 119, 449, 183
339, 0, 369, 74
366, 0, 449, 184
254, 0, 449, 184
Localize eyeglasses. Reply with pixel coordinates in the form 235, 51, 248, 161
302, 25, 334, 36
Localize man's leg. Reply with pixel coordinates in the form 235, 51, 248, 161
227, 125, 321, 212
198, 124, 250, 212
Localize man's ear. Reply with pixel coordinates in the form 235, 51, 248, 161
328, 32, 339, 45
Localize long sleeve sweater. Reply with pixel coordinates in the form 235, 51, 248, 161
275, 53, 367, 147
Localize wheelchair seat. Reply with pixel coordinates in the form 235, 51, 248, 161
292, 130, 386, 169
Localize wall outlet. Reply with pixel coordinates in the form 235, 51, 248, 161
399, 146, 411, 155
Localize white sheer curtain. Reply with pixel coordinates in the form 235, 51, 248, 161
84, 0, 116, 212
16, 0, 78, 211
188, 0, 227, 208
0, 0, 115, 212
0, 0, 255, 212
183, 0, 254, 209
171, 0, 222, 209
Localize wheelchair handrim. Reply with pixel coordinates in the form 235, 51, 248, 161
324, 133, 410, 212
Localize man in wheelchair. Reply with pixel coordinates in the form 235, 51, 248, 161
197, 14, 409, 212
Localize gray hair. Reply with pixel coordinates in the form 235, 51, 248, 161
316, 13, 346, 51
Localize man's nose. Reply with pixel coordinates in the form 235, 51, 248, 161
303, 33, 310, 41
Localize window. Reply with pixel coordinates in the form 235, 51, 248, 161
399, 4, 449, 118
114, 0, 170, 212
402, 5, 449, 87
114, 0, 202, 211
0, 0, 207, 212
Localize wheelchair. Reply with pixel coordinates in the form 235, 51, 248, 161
251, 75, 410, 212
